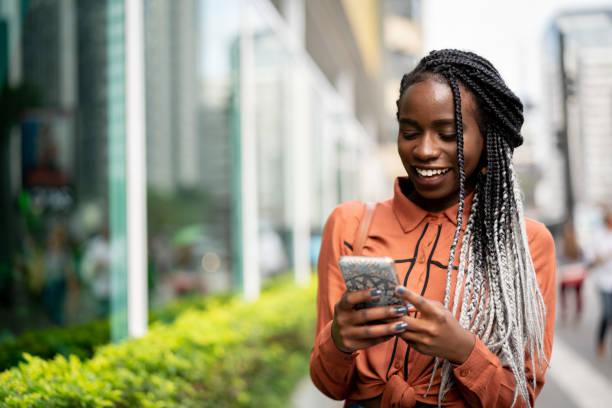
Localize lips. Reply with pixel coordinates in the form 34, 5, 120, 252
410, 166, 453, 190
414, 167, 451, 177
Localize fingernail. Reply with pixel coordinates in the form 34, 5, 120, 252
394, 306, 407, 314
370, 289, 382, 296
395, 322, 408, 331
404, 302, 413, 308
397, 286, 406, 294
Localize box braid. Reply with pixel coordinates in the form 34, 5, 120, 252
396, 49, 546, 407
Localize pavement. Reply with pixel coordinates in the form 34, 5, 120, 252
292, 377, 343, 408
293, 278, 612, 407
537, 277, 612, 408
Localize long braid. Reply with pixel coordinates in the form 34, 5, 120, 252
396, 49, 546, 407
425, 69, 466, 400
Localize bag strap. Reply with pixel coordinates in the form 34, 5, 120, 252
353, 202, 376, 255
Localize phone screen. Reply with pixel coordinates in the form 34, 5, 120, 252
339, 256, 402, 309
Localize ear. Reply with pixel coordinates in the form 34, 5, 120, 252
476, 149, 487, 174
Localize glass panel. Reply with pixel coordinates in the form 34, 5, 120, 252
144, 0, 239, 307
309, 87, 325, 266
107, 0, 128, 342
0, 0, 123, 348
251, 8, 291, 281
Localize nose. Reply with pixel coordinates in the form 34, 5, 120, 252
413, 132, 441, 162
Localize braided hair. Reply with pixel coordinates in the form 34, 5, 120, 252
396, 49, 546, 407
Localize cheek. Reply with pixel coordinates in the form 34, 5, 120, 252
397, 140, 411, 161
462, 135, 484, 174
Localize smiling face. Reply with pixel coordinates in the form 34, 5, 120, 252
397, 77, 485, 212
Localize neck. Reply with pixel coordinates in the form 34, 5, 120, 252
400, 177, 477, 213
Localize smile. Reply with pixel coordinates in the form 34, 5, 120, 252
414, 167, 450, 177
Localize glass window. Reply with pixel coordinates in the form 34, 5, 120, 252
252, 11, 291, 280
144, 0, 239, 306
0, 0, 116, 343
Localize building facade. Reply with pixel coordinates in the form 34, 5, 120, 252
0, 0, 389, 349
545, 9, 612, 235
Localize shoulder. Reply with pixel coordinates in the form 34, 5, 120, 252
524, 217, 556, 261
327, 201, 367, 224
321, 201, 368, 248
525, 218, 553, 243
525, 217, 553, 241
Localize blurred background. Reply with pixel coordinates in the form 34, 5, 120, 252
1, 0, 611, 406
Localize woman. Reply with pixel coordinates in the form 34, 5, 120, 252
310, 49, 556, 408
591, 209, 612, 358
557, 220, 587, 323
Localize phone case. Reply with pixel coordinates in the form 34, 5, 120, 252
339, 256, 402, 309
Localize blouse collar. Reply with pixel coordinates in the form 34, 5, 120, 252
391, 177, 475, 233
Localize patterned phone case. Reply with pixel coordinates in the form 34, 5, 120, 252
339, 256, 402, 309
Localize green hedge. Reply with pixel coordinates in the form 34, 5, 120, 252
0, 291, 234, 372
0, 320, 110, 372
0, 278, 317, 407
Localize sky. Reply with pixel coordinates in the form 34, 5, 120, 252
423, 0, 612, 107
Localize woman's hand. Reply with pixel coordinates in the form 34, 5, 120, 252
331, 289, 410, 353
395, 286, 475, 364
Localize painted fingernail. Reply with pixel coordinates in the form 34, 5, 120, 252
394, 306, 407, 314
395, 322, 408, 331
370, 289, 382, 296
397, 286, 406, 294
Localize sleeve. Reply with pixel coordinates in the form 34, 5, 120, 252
451, 221, 557, 407
309, 202, 363, 400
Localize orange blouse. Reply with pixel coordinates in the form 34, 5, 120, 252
310, 177, 556, 407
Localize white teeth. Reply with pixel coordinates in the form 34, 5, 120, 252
415, 168, 449, 177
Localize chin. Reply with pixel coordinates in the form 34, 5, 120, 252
413, 186, 459, 203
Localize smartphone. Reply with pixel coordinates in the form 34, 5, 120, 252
339, 256, 402, 309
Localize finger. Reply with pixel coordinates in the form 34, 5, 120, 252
398, 332, 425, 353
397, 330, 438, 356
349, 304, 409, 325
343, 320, 410, 340
391, 315, 429, 335
337, 288, 381, 311
397, 322, 427, 341
395, 286, 436, 315
345, 336, 395, 352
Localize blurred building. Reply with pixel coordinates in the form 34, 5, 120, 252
377, 0, 424, 187
545, 9, 612, 230
18, 0, 110, 209
380, 0, 422, 141
145, 0, 199, 193
0, 0, 393, 345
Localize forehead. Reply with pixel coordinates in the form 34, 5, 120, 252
398, 78, 478, 121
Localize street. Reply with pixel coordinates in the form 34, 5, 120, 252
538, 277, 612, 408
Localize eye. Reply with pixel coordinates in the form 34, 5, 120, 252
402, 132, 419, 140
439, 133, 457, 141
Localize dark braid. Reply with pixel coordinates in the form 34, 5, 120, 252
396, 49, 546, 407
424, 70, 466, 393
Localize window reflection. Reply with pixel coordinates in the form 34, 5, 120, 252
0, 0, 111, 339
145, 0, 238, 304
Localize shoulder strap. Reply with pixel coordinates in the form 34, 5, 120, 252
353, 202, 376, 255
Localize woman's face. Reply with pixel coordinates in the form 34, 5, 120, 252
397, 77, 484, 211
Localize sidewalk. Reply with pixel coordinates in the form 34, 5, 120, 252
291, 377, 343, 408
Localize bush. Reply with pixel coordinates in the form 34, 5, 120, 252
0, 289, 234, 372
0, 277, 317, 407
0, 319, 110, 372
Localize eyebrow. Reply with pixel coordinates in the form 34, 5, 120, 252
398, 118, 457, 127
